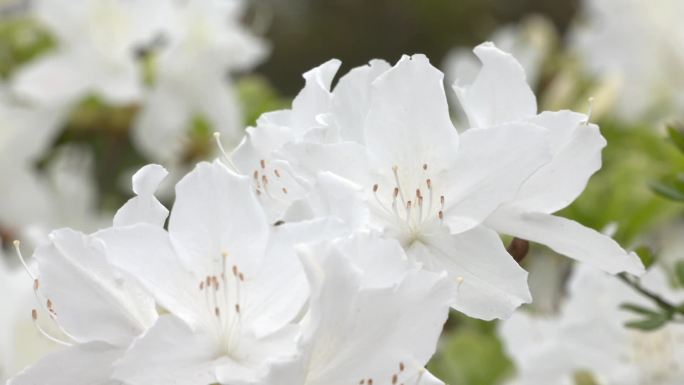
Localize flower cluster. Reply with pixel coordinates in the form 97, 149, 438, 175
9, 43, 643, 385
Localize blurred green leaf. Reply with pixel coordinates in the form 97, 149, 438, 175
236, 75, 290, 127
650, 180, 684, 202
428, 315, 511, 385
625, 313, 669, 331
667, 125, 684, 153
675, 261, 684, 286
620, 302, 660, 317
634, 246, 656, 269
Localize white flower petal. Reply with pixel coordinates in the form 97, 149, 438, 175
8, 342, 121, 385
453, 42, 537, 128
442, 122, 551, 234
508, 112, 605, 213
409, 225, 531, 320
35, 229, 157, 346
365, 54, 460, 171
113, 164, 169, 228
112, 316, 222, 385
169, 161, 269, 278
95, 224, 202, 327
486, 209, 645, 275
294, 246, 451, 385
331, 59, 391, 143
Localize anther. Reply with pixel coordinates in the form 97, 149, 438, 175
392, 374, 398, 385
393, 187, 399, 198
274, 169, 281, 178
282, 187, 288, 194
235, 304, 241, 313
239, 273, 245, 281
31, 309, 37, 321
368, 379, 373, 385
14, 240, 36, 280
261, 175, 269, 186
33, 279, 39, 291
199, 281, 205, 290
215, 307, 220, 317
373, 184, 379, 193
423, 163, 428, 171
438, 211, 444, 221
232, 265, 238, 276
253, 170, 259, 180
260, 159, 266, 169
400, 362, 405, 371
426, 179, 432, 189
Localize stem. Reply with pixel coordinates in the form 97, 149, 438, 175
617, 273, 678, 313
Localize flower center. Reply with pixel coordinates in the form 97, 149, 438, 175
197, 251, 247, 357
356, 362, 428, 385
372, 164, 445, 245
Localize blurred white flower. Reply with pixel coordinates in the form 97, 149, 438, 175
454, 42, 645, 276
0, 97, 60, 240
255, 237, 451, 385
570, 0, 684, 122
133, 0, 268, 164
12, 0, 163, 107
0, 95, 106, 248
233, 52, 555, 320
500, 264, 684, 385
102, 161, 308, 385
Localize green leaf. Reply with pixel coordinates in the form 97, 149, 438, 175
675, 260, 684, 286
650, 180, 684, 202
625, 313, 669, 331
667, 125, 684, 153
634, 246, 656, 269
620, 302, 661, 317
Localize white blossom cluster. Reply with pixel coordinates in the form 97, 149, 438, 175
6, 41, 645, 385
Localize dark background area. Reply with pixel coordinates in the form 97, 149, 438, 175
252, 0, 579, 95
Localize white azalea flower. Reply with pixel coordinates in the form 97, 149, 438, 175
453, 42, 644, 276
7, 163, 169, 385
569, 0, 684, 122
233, 52, 556, 319
133, 0, 267, 164
254, 235, 452, 385
101, 161, 308, 385
7, 229, 158, 385
12, 0, 162, 107
500, 264, 684, 385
